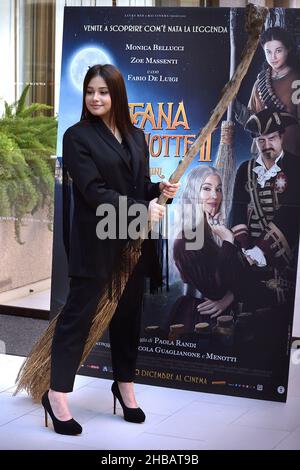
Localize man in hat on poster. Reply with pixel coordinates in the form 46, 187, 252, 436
228, 109, 300, 368
231, 110, 300, 271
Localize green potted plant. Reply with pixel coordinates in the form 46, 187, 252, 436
0, 85, 57, 243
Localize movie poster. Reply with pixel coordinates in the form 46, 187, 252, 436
51, 6, 300, 402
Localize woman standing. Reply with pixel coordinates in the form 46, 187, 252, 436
42, 64, 179, 435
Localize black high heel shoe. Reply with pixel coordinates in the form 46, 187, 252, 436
111, 381, 145, 423
41, 391, 82, 435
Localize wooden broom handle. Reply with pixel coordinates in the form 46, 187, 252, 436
157, 3, 268, 206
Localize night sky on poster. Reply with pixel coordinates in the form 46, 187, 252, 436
58, 7, 233, 178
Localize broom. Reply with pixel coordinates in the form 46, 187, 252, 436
14, 3, 268, 402
215, 8, 237, 217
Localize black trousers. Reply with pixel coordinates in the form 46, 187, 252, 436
50, 261, 145, 392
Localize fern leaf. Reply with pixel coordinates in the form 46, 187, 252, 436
16, 84, 31, 115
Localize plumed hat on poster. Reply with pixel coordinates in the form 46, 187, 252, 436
244, 109, 298, 137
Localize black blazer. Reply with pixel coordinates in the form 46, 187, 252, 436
62, 118, 161, 281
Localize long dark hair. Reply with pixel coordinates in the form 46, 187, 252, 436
80, 64, 135, 136
260, 27, 300, 72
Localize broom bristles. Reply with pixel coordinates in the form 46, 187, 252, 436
14, 241, 142, 402
215, 120, 236, 216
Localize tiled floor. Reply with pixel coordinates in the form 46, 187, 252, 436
1, 289, 50, 310
0, 353, 299, 450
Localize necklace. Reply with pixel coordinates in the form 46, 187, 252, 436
272, 67, 291, 80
